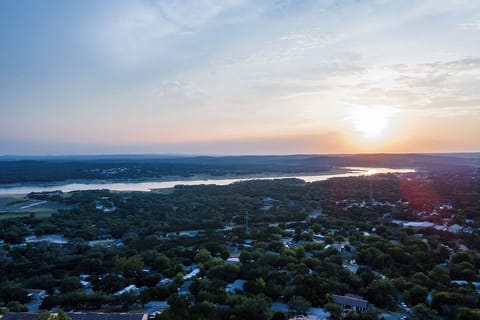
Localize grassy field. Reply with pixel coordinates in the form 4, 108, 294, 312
0, 195, 70, 220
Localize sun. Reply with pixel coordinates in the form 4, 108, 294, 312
348, 105, 397, 139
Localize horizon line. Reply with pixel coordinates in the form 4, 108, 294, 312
1, 151, 479, 158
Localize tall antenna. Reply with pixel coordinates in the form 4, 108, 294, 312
369, 175, 373, 203
245, 209, 249, 233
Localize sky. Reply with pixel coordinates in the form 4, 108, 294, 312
1, 0, 480, 155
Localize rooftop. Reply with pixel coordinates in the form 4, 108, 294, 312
332, 294, 369, 308
3, 313, 147, 320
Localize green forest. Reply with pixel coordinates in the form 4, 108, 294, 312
0, 165, 479, 320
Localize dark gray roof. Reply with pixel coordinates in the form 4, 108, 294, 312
2, 312, 146, 320
67, 313, 146, 320
3, 313, 39, 320
332, 294, 369, 308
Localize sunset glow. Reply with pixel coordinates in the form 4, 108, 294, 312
348, 106, 397, 140
0, 1, 479, 155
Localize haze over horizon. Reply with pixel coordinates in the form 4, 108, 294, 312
1, 0, 480, 155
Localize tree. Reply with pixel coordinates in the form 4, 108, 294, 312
195, 300, 217, 318
194, 249, 212, 264
271, 312, 287, 320
56, 310, 72, 320
206, 263, 240, 283
0, 282, 29, 303
60, 276, 82, 293
167, 293, 189, 313
37, 311, 51, 320
6, 301, 28, 312
77, 258, 103, 274
457, 307, 480, 320
405, 285, 428, 306
85, 292, 111, 309
288, 296, 312, 316
139, 289, 153, 307
294, 246, 306, 259
114, 254, 144, 277
344, 310, 361, 320
366, 279, 397, 309
362, 308, 380, 320
324, 303, 343, 320
411, 304, 441, 320
428, 267, 451, 286
231, 295, 270, 320
116, 291, 138, 309
246, 277, 266, 295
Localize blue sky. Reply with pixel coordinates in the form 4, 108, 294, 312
1, 0, 480, 155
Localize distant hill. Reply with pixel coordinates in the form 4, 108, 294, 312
0, 153, 478, 184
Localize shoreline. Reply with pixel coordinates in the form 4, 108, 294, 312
0, 167, 415, 196
0, 167, 352, 189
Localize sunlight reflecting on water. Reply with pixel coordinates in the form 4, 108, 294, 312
0, 167, 415, 195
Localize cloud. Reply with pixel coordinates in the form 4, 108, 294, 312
86, 0, 255, 66
325, 58, 480, 113
222, 27, 341, 67
457, 21, 480, 30
149, 80, 206, 100
155, 0, 248, 29
388, 59, 480, 111
3, 0, 480, 155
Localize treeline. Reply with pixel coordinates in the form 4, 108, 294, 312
0, 168, 479, 319
1, 153, 478, 184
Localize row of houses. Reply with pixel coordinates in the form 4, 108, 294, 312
2, 313, 147, 320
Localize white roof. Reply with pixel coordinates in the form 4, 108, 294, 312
183, 268, 200, 280
114, 284, 139, 296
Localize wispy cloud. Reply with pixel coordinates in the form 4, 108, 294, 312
2, 0, 480, 154
85, 0, 256, 66
457, 21, 480, 30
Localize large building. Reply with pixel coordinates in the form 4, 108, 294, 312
3, 313, 148, 320
331, 294, 370, 313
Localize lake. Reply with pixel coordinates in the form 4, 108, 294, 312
0, 167, 415, 195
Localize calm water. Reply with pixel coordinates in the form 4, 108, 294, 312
0, 167, 414, 195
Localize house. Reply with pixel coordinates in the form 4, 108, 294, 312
79, 274, 90, 280
244, 239, 254, 246
313, 234, 325, 241
26, 289, 46, 300
114, 284, 139, 296
226, 279, 246, 294
447, 224, 463, 234
178, 281, 192, 296
288, 316, 314, 320
177, 230, 201, 238
183, 268, 200, 280
26, 289, 47, 311
3, 312, 41, 320
332, 294, 370, 313
156, 278, 172, 287
144, 301, 169, 318
97, 233, 113, 240
25, 234, 68, 245
262, 197, 274, 205
68, 313, 147, 320
3, 313, 148, 320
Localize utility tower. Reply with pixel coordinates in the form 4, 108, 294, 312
369, 175, 373, 203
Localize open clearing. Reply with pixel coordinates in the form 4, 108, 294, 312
0, 195, 70, 220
